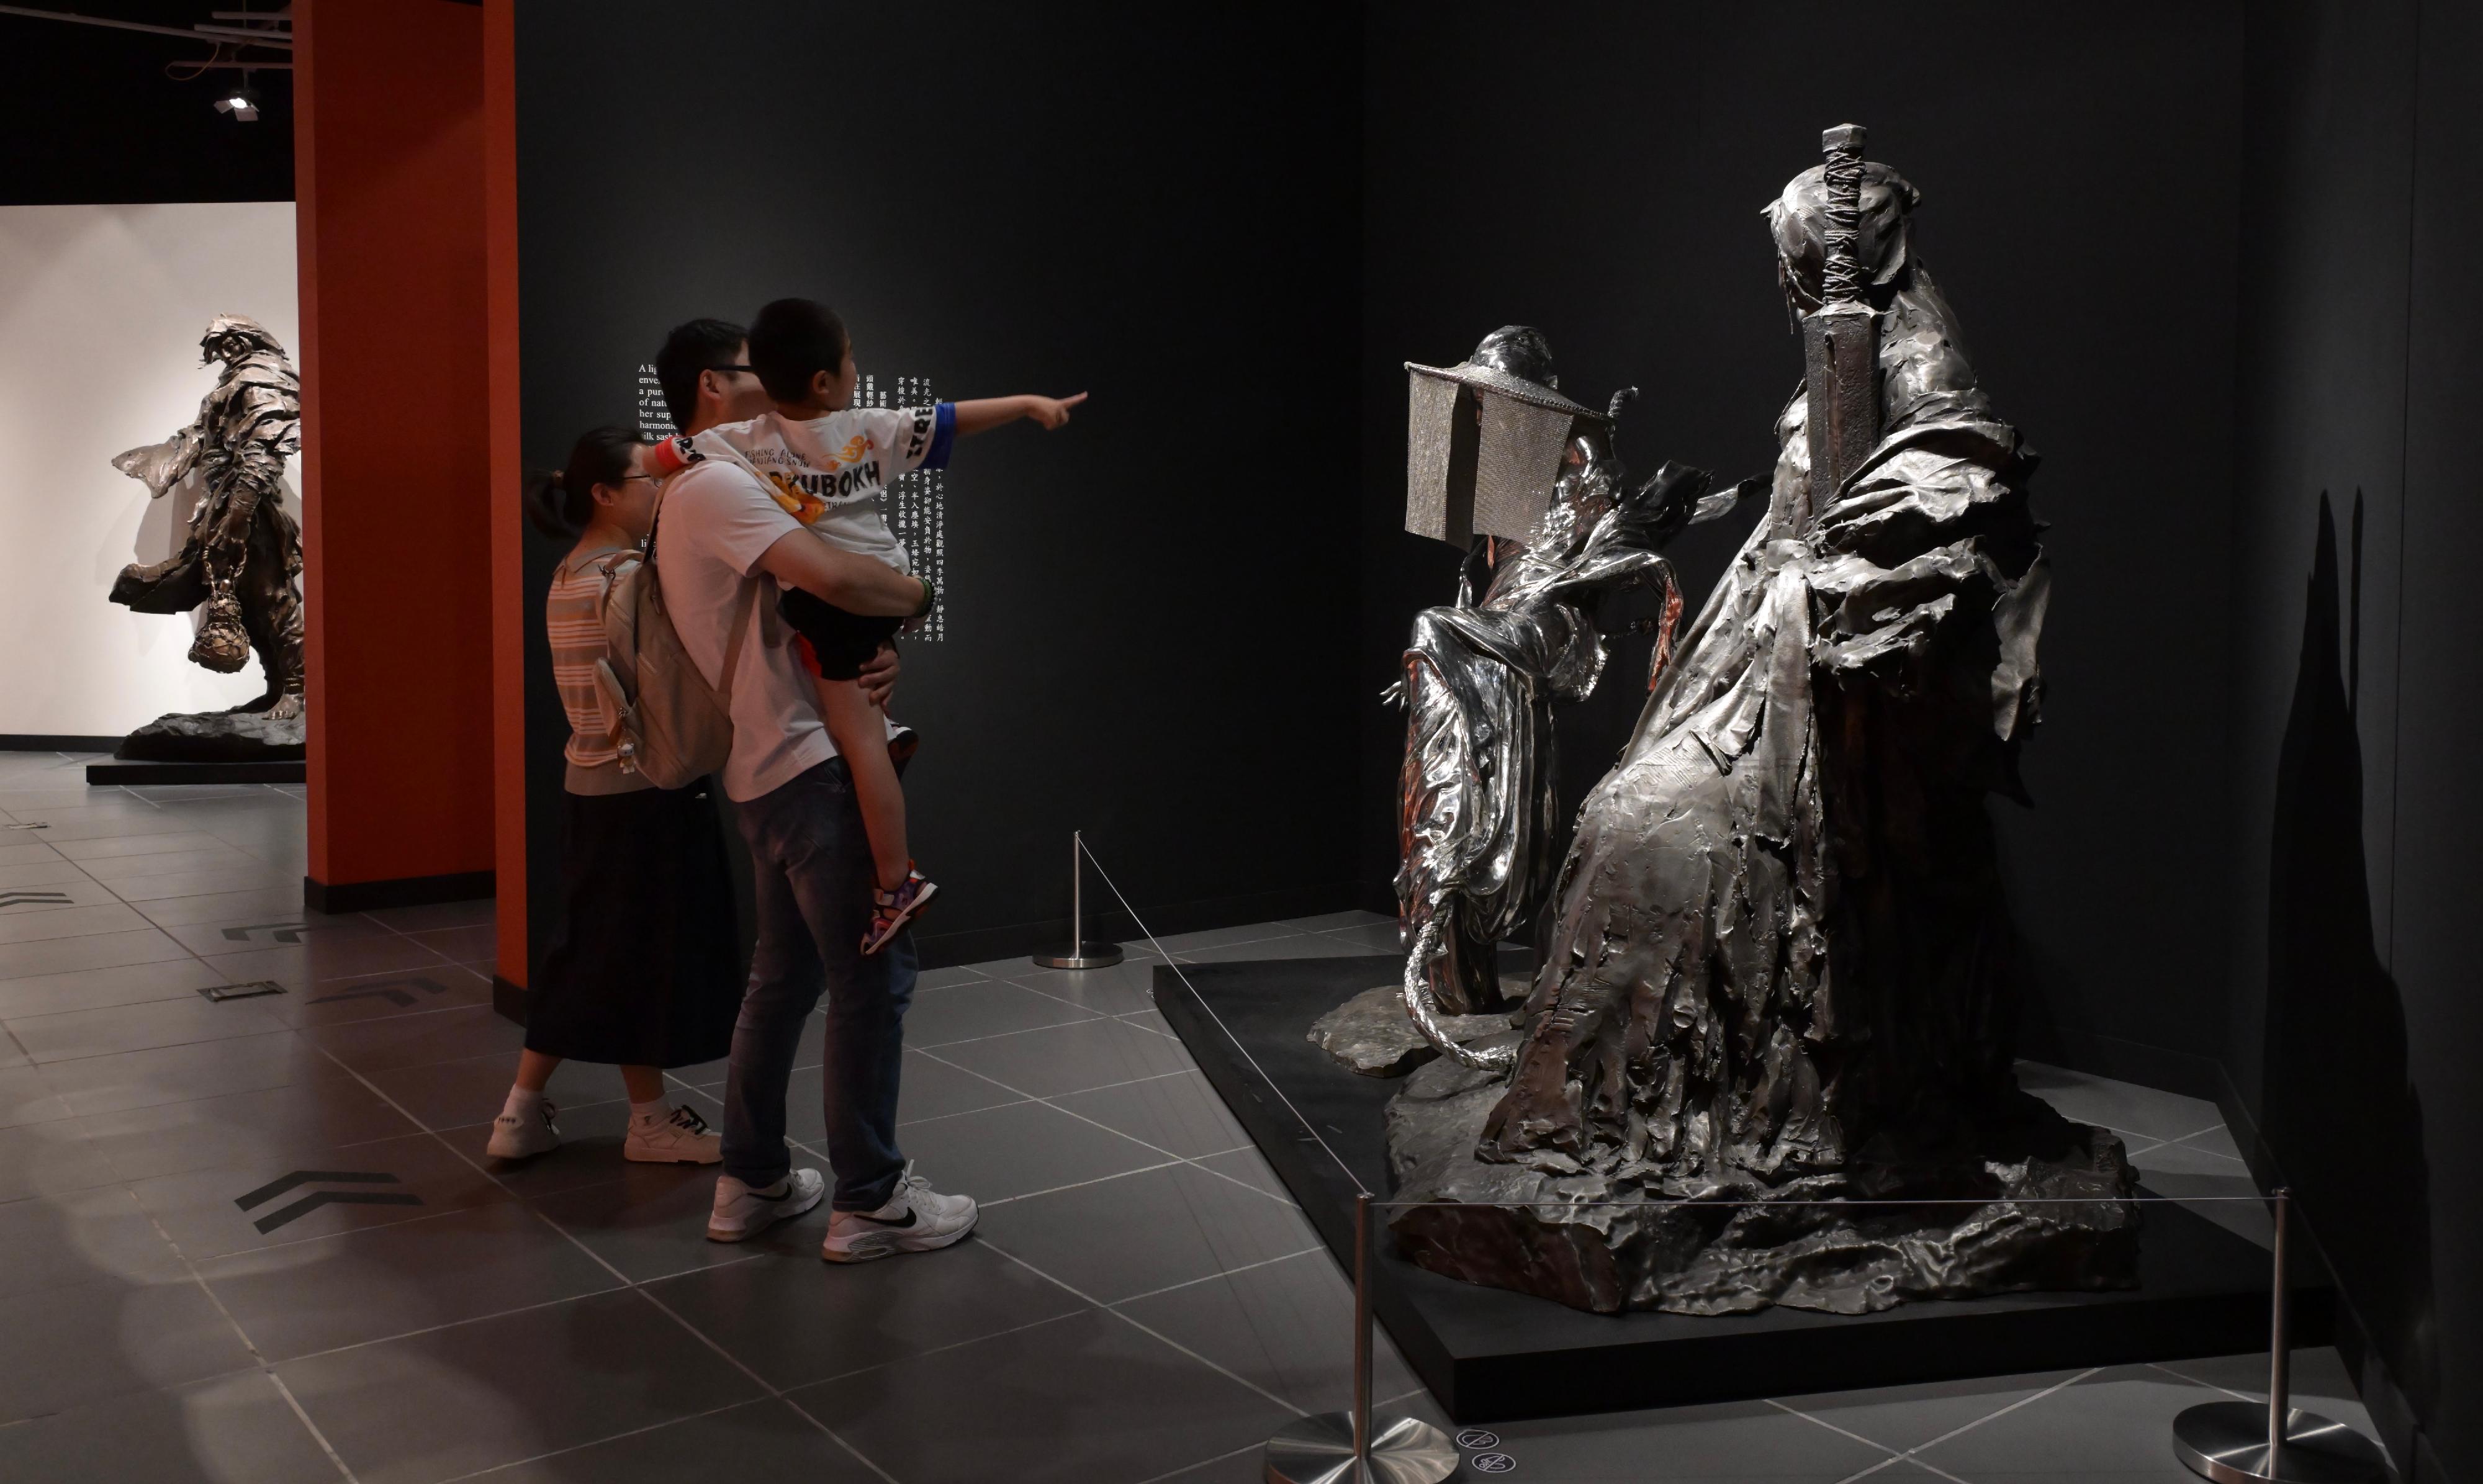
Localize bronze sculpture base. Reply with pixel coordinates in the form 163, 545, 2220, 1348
1386, 1056, 2140, 1316
115, 708, 305, 763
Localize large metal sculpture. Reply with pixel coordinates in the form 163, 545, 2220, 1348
1391, 328, 1745, 1028
1384, 128, 2137, 1316
109, 315, 307, 759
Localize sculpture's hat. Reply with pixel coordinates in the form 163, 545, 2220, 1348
200, 314, 286, 360
1405, 326, 1608, 546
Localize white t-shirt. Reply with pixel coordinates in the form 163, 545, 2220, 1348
651, 458, 837, 803
652, 403, 955, 575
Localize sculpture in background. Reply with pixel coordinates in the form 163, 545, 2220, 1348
1388, 326, 1745, 1035
1386, 128, 2138, 1316
109, 315, 307, 760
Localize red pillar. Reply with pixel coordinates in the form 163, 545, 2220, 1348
482, 0, 528, 997
294, 0, 497, 912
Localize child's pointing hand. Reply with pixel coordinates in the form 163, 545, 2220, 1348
1025, 392, 1088, 429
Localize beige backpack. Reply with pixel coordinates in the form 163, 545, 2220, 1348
578, 501, 758, 791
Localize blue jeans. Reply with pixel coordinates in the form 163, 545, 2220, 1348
722, 757, 915, 1210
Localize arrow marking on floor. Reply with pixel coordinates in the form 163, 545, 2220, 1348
308, 976, 449, 1008
0, 891, 73, 908
235, 1169, 421, 1233
221, 921, 308, 943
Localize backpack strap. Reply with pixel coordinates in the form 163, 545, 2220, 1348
646, 477, 762, 704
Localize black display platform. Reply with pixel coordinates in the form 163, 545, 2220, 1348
1155, 955, 2326, 1423
85, 760, 305, 785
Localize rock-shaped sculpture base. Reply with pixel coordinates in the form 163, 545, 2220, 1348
1385, 1058, 2140, 1316
1308, 984, 1520, 1078
116, 709, 305, 763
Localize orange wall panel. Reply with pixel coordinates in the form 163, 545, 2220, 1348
295, 0, 493, 891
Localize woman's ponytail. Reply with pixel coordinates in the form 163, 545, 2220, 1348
523, 426, 647, 538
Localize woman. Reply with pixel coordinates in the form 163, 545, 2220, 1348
487, 427, 741, 1164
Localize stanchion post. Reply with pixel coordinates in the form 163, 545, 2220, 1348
2170, 1184, 2385, 1484
1354, 1192, 1373, 1481
2268, 1188, 2291, 1464
1031, 830, 1123, 969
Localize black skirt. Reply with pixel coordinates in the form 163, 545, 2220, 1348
525, 783, 742, 1067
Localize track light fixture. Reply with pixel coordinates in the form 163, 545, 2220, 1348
214, 81, 259, 121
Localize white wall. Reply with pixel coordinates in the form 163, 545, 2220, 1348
0, 202, 300, 737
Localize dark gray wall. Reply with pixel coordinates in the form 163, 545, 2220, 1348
511, 2, 1363, 967
1356, 2, 2246, 1080
2225, 1, 2477, 1477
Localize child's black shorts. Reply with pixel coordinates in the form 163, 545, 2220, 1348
780, 587, 904, 681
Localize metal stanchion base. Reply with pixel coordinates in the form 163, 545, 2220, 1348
1031, 940, 1124, 969
1263, 1413, 1457, 1484
2173, 1401, 2389, 1484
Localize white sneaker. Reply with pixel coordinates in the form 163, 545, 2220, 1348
486, 1097, 559, 1160
706, 1168, 826, 1243
624, 1104, 722, 1165
822, 1172, 977, 1262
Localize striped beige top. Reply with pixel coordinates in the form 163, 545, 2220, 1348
547, 544, 647, 792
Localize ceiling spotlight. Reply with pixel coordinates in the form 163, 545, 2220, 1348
214, 85, 260, 122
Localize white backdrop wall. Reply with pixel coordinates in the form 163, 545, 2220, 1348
0, 202, 300, 737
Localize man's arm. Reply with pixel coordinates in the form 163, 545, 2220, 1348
951, 392, 1088, 436
754, 529, 927, 618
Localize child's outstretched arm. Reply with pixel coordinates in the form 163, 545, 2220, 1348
951, 393, 1088, 436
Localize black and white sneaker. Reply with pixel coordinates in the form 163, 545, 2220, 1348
706, 1168, 826, 1242
821, 1172, 976, 1262
486, 1098, 559, 1160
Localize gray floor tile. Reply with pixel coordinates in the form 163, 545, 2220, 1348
444, 1097, 649, 1198
37, 1028, 343, 1116
76, 845, 264, 883
1784, 1367, 2089, 1453
2018, 1061, 2225, 1144
904, 978, 1104, 1047
0, 1113, 121, 1202
129, 1128, 513, 1262
366, 1050, 613, 1131
895, 1047, 1029, 1123
0, 1368, 343, 1484
1280, 909, 1395, 932
0, 840, 64, 865
0, 1270, 260, 1423
978, 1160, 1318, 1304
0, 1182, 192, 1295
0, 924, 193, 979
0, 1062, 73, 1127
644, 1233, 1088, 1389
199, 1200, 624, 1361
1114, 1248, 1416, 1414
2, 810, 182, 844
404, 923, 497, 963
1049, 1068, 1251, 1158
0, 903, 155, 948
1193, 1144, 1294, 1202
0, 1027, 24, 1069
925, 1014, 1196, 1097
914, 960, 992, 989
50, 830, 228, 861
162, 912, 402, 958
2155, 1348, 2375, 1431
135, 885, 348, 928
1314, 920, 1405, 953
353, 899, 496, 933
79, 1074, 421, 1182
789, 1306, 1297, 1484
660, 1012, 824, 1089
0, 856, 105, 891
302, 1004, 528, 1074
277, 1288, 764, 1484
1001, 954, 1167, 1015
955, 945, 1163, 982
1150, 923, 1309, 953
268, 964, 495, 1028
899, 1099, 1173, 1205
205, 933, 454, 994
7, 989, 295, 1061
0, 955, 232, 1019
472, 1397, 886, 1483
1913, 1364, 2238, 1482
111, 864, 299, 902
1180, 935, 1391, 965
1482, 1395, 1898, 1479
1114, 1005, 1187, 1040
528, 1163, 803, 1283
